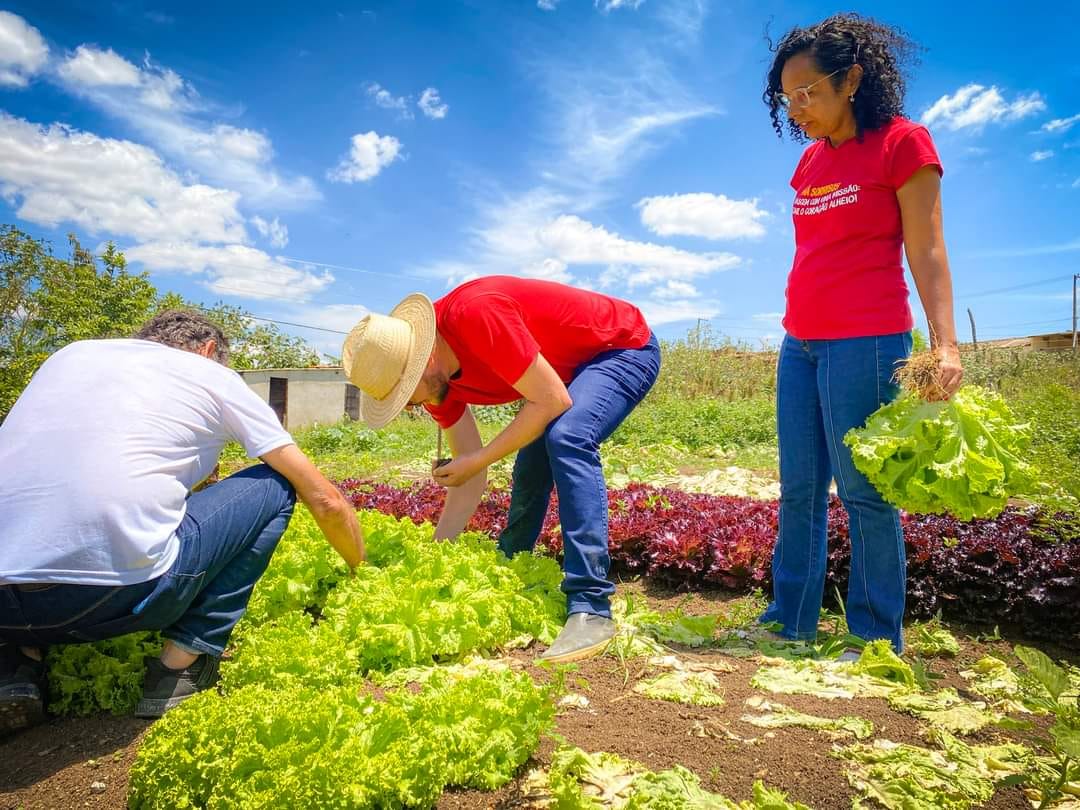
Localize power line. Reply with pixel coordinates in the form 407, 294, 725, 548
190, 305, 349, 336
977, 316, 1071, 331
955, 274, 1074, 300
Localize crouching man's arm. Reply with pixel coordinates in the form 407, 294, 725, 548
262, 444, 366, 567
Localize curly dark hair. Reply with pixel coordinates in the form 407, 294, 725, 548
764, 13, 919, 141
134, 309, 230, 364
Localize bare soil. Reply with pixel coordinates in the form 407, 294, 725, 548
1, 580, 1065, 810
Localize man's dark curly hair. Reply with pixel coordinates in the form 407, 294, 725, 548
134, 309, 230, 364
764, 13, 919, 141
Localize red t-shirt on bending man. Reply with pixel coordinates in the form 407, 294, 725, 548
424, 276, 651, 429
784, 116, 942, 340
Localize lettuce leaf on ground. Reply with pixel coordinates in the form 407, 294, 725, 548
521, 746, 811, 809
741, 697, 873, 740
836, 729, 1032, 810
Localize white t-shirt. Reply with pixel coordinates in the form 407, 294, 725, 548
0, 339, 293, 586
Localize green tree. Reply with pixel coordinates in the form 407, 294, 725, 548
1, 227, 158, 419
1, 226, 321, 421
191, 302, 321, 370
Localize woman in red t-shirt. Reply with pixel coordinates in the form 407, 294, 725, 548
757, 14, 963, 655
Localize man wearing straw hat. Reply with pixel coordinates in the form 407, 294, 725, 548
342, 276, 660, 663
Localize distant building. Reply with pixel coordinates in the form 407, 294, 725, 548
238, 367, 358, 430
971, 331, 1075, 352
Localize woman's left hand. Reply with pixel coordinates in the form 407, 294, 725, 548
432, 452, 486, 488
935, 345, 964, 399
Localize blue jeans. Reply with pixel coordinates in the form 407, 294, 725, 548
0, 465, 295, 657
497, 334, 661, 617
760, 332, 912, 652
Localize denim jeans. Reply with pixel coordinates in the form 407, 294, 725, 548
497, 334, 661, 618
760, 332, 912, 652
0, 464, 295, 657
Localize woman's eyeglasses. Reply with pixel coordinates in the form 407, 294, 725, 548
775, 67, 847, 109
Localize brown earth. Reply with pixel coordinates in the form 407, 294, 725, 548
0, 579, 1066, 810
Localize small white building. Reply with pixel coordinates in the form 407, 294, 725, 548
239, 367, 356, 430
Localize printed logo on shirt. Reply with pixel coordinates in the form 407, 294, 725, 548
793, 182, 861, 217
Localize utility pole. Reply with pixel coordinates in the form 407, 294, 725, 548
1073, 274, 1079, 351
967, 308, 977, 348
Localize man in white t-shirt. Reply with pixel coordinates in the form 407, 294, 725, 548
0, 310, 365, 735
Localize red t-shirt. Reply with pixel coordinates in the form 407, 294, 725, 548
783, 117, 942, 339
424, 276, 651, 428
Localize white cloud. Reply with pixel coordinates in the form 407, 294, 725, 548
124, 242, 332, 301
753, 312, 783, 321
652, 280, 698, 299
637, 192, 769, 240
637, 297, 722, 326
54, 47, 317, 206
0, 11, 48, 87
251, 215, 289, 248
537, 0, 560, 9
282, 303, 371, 335
596, 0, 645, 11
327, 131, 402, 183
1042, 113, 1080, 134
656, 0, 707, 43
520, 257, 573, 284
1030, 150, 1054, 162
921, 84, 1046, 132
58, 45, 141, 87
418, 87, 449, 119
538, 215, 740, 286
366, 82, 412, 118
0, 112, 246, 244
537, 51, 718, 186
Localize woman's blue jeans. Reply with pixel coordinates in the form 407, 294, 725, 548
0, 464, 295, 657
760, 332, 912, 652
497, 334, 661, 618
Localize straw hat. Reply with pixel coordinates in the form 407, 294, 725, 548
341, 293, 436, 428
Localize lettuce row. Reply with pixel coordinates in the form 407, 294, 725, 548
130, 664, 556, 809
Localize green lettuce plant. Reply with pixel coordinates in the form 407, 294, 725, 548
844, 386, 1034, 520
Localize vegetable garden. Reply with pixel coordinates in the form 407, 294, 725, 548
2, 336, 1078, 809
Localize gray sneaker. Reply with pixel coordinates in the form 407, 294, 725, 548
539, 613, 616, 663
135, 655, 220, 718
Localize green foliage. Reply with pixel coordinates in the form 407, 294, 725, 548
0, 226, 322, 421
45, 632, 161, 716
908, 617, 961, 657
614, 396, 776, 451
1, 227, 157, 419
1008, 382, 1080, 506
225, 508, 565, 688
651, 323, 777, 402
170, 297, 320, 369
130, 665, 556, 809
844, 386, 1035, 520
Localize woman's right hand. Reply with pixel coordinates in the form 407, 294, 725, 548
934, 345, 964, 400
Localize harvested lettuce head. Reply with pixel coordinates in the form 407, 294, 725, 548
844, 386, 1033, 521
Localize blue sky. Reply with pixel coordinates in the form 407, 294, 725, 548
1, 0, 1078, 358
